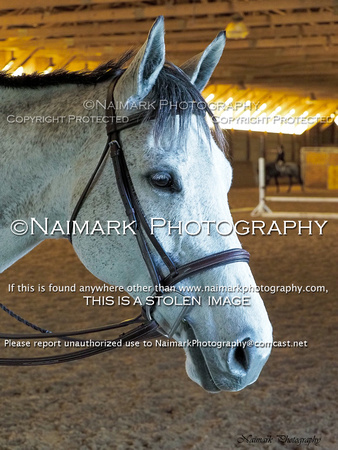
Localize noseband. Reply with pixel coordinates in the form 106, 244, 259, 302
0, 77, 249, 365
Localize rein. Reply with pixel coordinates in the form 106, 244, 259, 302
0, 76, 250, 366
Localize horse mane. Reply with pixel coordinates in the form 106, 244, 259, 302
0, 52, 133, 88
0, 52, 226, 153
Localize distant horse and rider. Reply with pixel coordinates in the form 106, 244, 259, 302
265, 145, 303, 192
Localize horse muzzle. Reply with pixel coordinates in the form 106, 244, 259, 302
183, 319, 272, 392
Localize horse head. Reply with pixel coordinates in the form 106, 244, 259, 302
70, 17, 273, 392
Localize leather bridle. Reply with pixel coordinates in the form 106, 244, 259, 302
0, 76, 250, 366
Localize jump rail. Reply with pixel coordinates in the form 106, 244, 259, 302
251, 157, 338, 220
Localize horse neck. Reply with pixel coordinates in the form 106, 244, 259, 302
0, 81, 110, 272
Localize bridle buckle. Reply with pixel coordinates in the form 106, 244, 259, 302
108, 139, 121, 156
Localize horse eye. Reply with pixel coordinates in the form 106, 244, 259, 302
150, 172, 173, 189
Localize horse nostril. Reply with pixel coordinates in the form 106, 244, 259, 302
234, 344, 249, 371
227, 338, 252, 376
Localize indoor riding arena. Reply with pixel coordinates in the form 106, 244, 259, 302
0, 2, 337, 449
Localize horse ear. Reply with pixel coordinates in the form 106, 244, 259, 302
116, 16, 165, 107
180, 32, 226, 91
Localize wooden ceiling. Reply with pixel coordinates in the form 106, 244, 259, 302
0, 0, 338, 101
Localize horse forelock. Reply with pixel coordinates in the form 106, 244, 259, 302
145, 62, 227, 156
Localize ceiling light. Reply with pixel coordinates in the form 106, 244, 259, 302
2, 52, 16, 72
43, 58, 55, 74
12, 66, 24, 76
226, 14, 249, 39
205, 93, 215, 103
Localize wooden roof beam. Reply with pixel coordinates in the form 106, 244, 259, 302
1, 13, 337, 39
0, 2, 335, 27
214, 66, 338, 77
2, 23, 338, 42
0, 0, 334, 14
0, 0, 143, 10
2, 35, 335, 52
